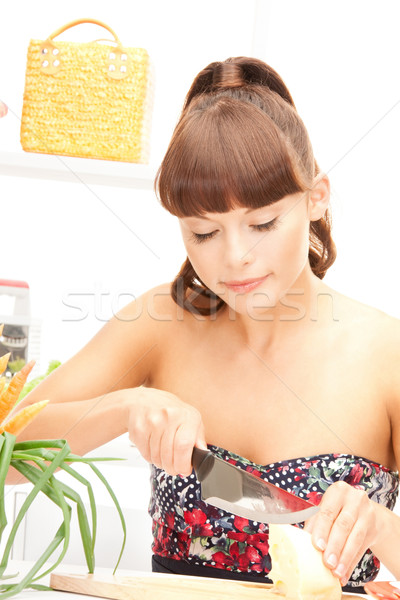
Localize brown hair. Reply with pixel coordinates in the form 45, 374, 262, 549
155, 57, 336, 316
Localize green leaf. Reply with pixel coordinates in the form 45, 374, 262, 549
318, 480, 330, 491
0, 573, 18, 582
0, 437, 127, 598
88, 463, 126, 574
0, 435, 12, 540
11, 459, 96, 575
0, 468, 71, 597
13, 439, 67, 451
0, 441, 71, 577
27, 584, 52, 591
57, 462, 97, 570
243, 526, 255, 534
308, 466, 321, 478
237, 541, 246, 554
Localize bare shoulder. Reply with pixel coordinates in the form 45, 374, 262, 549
360, 303, 400, 390
107, 281, 183, 350
326, 285, 398, 336
329, 286, 400, 371
116, 281, 198, 331
22, 282, 187, 405
112, 280, 204, 356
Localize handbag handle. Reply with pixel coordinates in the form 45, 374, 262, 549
39, 18, 130, 80
47, 18, 123, 47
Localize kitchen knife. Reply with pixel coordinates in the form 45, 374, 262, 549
192, 447, 319, 524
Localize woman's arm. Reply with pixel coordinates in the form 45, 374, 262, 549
6, 390, 130, 484
12, 286, 160, 447
7, 283, 206, 481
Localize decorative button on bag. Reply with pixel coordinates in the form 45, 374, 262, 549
20, 18, 153, 163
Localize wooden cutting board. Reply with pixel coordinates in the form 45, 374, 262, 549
50, 572, 364, 600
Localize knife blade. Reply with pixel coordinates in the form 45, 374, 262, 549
192, 447, 319, 524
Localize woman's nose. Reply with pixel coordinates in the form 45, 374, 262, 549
223, 232, 255, 267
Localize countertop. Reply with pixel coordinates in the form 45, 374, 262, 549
1, 562, 146, 600
3, 560, 390, 600
4, 565, 369, 600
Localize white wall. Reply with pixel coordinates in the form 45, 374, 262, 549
0, 0, 399, 579
264, 1, 400, 321
1, 1, 399, 364
0, 0, 263, 365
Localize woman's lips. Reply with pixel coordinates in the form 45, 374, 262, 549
224, 275, 269, 293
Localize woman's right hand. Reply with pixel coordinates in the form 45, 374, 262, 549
124, 387, 207, 476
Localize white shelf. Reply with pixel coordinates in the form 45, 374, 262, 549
0, 151, 157, 190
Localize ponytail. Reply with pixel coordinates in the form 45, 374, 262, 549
183, 57, 297, 109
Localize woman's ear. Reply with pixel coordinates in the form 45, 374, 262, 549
308, 173, 330, 221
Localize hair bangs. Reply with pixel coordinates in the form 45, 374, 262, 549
156, 96, 310, 218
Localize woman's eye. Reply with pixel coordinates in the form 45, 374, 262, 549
191, 231, 217, 244
190, 218, 279, 244
252, 218, 279, 232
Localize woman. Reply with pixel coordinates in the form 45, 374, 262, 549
13, 57, 400, 588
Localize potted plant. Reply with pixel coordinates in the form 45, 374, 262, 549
0, 325, 126, 598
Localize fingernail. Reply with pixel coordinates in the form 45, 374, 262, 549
327, 553, 337, 568
316, 538, 326, 551
334, 563, 345, 577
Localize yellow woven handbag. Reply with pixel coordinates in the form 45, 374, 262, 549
20, 18, 153, 163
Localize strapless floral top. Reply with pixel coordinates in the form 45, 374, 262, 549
148, 445, 399, 587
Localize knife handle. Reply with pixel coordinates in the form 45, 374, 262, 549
192, 447, 214, 481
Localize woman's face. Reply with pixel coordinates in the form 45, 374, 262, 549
178, 191, 313, 317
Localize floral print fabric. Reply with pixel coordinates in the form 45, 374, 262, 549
148, 445, 399, 586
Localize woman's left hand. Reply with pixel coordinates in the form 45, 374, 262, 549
303, 481, 383, 586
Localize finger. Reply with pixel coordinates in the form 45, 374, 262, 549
309, 493, 342, 554
332, 521, 368, 585
303, 511, 318, 535
129, 415, 152, 463
148, 427, 164, 469
135, 409, 166, 467
147, 408, 179, 469
173, 422, 198, 476
335, 546, 365, 587
195, 421, 208, 450
322, 504, 359, 572
195, 420, 208, 450
159, 425, 179, 474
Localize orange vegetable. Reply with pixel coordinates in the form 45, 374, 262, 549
0, 400, 49, 436
0, 352, 11, 376
0, 353, 49, 437
0, 360, 35, 424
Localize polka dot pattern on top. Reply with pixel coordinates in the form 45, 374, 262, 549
149, 444, 399, 586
